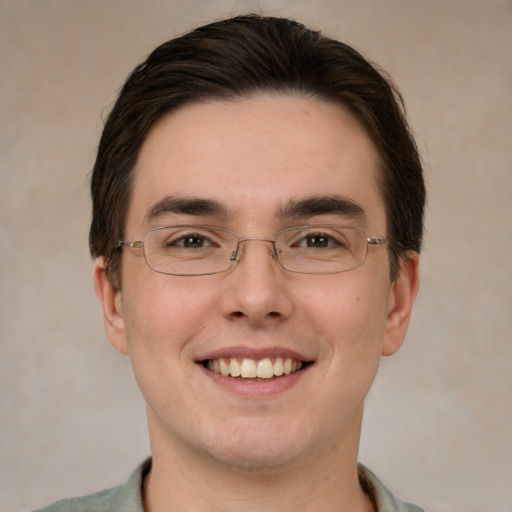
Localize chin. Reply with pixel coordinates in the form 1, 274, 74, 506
201, 420, 312, 471
210, 443, 302, 472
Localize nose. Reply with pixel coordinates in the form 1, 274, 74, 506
220, 239, 294, 327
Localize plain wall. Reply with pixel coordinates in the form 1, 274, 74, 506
1, 1, 511, 511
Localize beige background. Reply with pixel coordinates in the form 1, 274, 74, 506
1, 1, 511, 511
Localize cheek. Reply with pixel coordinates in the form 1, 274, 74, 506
301, 276, 390, 353
121, 275, 215, 356
119, 278, 217, 411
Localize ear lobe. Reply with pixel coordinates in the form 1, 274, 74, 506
93, 257, 128, 355
381, 252, 420, 357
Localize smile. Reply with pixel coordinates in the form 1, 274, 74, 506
205, 357, 304, 380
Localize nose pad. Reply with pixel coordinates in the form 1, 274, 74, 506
229, 239, 279, 266
222, 239, 293, 324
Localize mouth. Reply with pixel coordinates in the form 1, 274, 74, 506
203, 357, 309, 381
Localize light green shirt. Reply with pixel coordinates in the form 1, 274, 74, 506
34, 459, 424, 512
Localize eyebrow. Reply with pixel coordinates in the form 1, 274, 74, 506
279, 195, 366, 221
145, 196, 231, 223
144, 194, 366, 225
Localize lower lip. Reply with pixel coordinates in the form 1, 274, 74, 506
199, 364, 311, 398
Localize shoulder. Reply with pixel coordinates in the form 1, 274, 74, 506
358, 463, 425, 512
32, 459, 151, 512
32, 487, 123, 512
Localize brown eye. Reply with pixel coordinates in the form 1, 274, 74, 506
165, 233, 217, 249
182, 235, 207, 248
306, 235, 330, 248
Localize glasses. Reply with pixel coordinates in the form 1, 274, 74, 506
118, 225, 387, 276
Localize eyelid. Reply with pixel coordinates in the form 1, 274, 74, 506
281, 226, 333, 242
152, 225, 231, 247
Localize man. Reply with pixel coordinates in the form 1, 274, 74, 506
37, 14, 425, 512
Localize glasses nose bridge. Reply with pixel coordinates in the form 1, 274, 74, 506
231, 236, 278, 263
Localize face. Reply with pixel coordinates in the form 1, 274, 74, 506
95, 94, 418, 470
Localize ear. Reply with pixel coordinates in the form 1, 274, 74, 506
381, 252, 420, 357
93, 256, 128, 355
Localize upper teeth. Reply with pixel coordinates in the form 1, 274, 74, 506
206, 357, 302, 379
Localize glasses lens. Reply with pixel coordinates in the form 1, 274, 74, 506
143, 226, 237, 275
275, 226, 368, 274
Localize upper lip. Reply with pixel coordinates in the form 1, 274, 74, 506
195, 346, 313, 363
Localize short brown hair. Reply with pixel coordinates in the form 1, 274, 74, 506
89, 14, 425, 288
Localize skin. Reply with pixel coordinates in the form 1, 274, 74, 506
94, 94, 419, 512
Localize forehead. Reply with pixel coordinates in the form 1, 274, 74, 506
127, 94, 385, 232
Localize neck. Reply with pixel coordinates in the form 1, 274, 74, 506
143, 409, 375, 512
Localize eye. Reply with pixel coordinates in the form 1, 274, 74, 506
303, 234, 332, 248
157, 229, 222, 250
168, 233, 217, 248
295, 232, 344, 249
